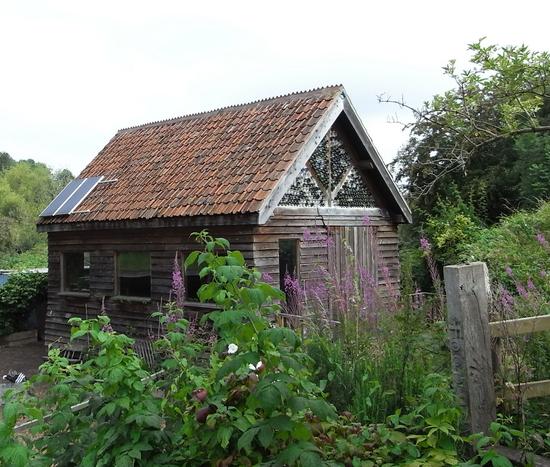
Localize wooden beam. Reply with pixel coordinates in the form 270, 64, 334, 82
503, 379, 550, 401
490, 314, 550, 338
272, 206, 387, 218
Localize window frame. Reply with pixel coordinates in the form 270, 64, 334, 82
114, 251, 152, 300
60, 250, 91, 296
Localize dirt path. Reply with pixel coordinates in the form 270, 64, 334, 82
0, 342, 47, 378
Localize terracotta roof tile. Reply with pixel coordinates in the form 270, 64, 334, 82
39, 86, 343, 225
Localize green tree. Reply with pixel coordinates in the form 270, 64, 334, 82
0, 152, 15, 172
0, 153, 73, 261
386, 40, 550, 224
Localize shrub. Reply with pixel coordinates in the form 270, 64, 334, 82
463, 201, 550, 297
0, 272, 47, 336
0, 233, 515, 466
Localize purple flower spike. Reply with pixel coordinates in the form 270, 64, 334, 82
172, 252, 185, 308
262, 272, 274, 283
419, 236, 431, 252
516, 284, 528, 299
536, 232, 548, 248
505, 266, 514, 278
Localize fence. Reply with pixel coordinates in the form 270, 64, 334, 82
444, 262, 550, 435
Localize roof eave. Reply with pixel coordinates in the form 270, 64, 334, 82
340, 94, 412, 224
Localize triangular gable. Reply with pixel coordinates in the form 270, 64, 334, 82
278, 130, 376, 208
258, 90, 412, 224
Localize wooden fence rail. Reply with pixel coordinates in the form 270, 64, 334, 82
444, 262, 550, 435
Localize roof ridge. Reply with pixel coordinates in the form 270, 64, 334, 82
118, 84, 344, 133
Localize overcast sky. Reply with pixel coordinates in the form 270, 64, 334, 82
1, 0, 549, 176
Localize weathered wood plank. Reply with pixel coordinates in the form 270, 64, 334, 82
444, 262, 496, 435
503, 379, 550, 401
490, 314, 550, 338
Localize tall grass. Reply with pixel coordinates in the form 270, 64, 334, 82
285, 229, 450, 424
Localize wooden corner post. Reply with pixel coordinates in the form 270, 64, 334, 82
444, 262, 496, 434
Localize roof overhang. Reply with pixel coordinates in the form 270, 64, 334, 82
37, 212, 259, 233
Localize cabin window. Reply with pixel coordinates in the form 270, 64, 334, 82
184, 260, 213, 303
279, 239, 299, 293
184, 262, 201, 302
116, 252, 151, 298
62, 251, 90, 292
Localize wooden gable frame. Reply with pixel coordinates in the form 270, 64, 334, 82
258, 90, 412, 225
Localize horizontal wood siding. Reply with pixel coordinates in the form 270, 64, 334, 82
45, 227, 254, 345
46, 211, 400, 343
254, 208, 400, 314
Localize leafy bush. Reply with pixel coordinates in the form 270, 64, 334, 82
0, 243, 47, 270
0, 272, 47, 336
463, 201, 550, 296
0, 233, 515, 466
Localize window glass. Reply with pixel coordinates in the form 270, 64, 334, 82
117, 252, 151, 297
63, 252, 90, 292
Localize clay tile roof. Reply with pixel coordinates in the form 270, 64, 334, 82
39, 85, 343, 225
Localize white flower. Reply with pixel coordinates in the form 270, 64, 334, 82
227, 343, 238, 355
248, 361, 263, 372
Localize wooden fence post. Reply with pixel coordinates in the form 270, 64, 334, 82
444, 262, 496, 435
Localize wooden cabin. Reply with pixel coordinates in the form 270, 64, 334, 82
37, 86, 411, 344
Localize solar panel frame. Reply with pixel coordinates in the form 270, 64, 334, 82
40, 176, 104, 217
56, 176, 104, 215
40, 179, 85, 217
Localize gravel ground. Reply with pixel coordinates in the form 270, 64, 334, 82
0, 342, 47, 378
0, 342, 47, 403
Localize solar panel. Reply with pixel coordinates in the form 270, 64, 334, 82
40, 176, 104, 217
40, 179, 84, 217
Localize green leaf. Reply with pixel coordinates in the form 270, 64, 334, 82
216, 265, 244, 282
237, 427, 260, 452
291, 422, 311, 441
184, 251, 200, 268
227, 250, 245, 266
0, 444, 29, 467
258, 424, 274, 448
217, 351, 260, 379
217, 425, 233, 449
114, 454, 134, 467
300, 450, 322, 467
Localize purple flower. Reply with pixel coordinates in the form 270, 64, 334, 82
536, 232, 548, 248
499, 287, 515, 309
323, 235, 335, 248
101, 323, 114, 333
419, 236, 431, 252
303, 228, 313, 242
172, 252, 185, 308
516, 284, 529, 299
540, 270, 547, 278
527, 278, 535, 290
261, 272, 274, 283
505, 266, 514, 278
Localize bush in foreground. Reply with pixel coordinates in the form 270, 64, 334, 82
0, 233, 514, 466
